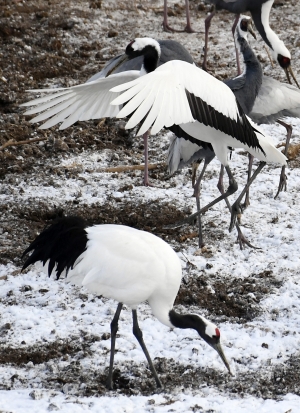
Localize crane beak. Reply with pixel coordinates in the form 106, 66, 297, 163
284, 65, 300, 89
105, 54, 130, 77
247, 20, 256, 40
212, 341, 233, 375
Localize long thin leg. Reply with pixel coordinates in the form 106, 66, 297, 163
217, 165, 259, 250
193, 156, 214, 247
192, 161, 201, 188
106, 303, 123, 390
143, 131, 151, 186
231, 14, 241, 75
202, 7, 216, 71
229, 161, 266, 232
163, 0, 174, 32
171, 164, 238, 227
242, 153, 254, 210
274, 120, 292, 199
132, 309, 162, 388
163, 0, 196, 33
184, 0, 197, 33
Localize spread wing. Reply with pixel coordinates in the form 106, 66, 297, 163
21, 71, 140, 130
110, 60, 253, 142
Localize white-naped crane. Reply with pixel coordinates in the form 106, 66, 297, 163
203, 0, 299, 88
163, 0, 196, 33
109, 39, 286, 234
167, 15, 262, 248
21, 38, 195, 186
22, 216, 232, 389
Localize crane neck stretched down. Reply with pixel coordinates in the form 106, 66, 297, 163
169, 309, 232, 374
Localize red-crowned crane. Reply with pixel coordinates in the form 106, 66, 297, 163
22, 216, 232, 389
109, 39, 286, 233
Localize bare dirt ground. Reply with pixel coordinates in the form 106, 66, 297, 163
1, 0, 300, 406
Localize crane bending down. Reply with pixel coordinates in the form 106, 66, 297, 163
109, 39, 287, 232
22, 216, 232, 389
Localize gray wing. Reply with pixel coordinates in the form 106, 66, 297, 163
224, 75, 246, 92
87, 39, 194, 83
158, 40, 194, 65
250, 76, 300, 124
87, 54, 144, 82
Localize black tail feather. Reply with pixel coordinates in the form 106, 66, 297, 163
22, 216, 88, 279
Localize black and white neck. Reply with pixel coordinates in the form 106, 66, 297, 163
125, 38, 161, 75
169, 309, 219, 340
252, 0, 291, 66
168, 309, 231, 374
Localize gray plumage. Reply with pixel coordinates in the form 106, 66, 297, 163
224, 33, 262, 115
87, 40, 194, 83
204, 0, 299, 88
250, 77, 300, 124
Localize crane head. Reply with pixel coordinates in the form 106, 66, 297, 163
196, 316, 232, 375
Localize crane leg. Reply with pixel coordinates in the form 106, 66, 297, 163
106, 303, 123, 390
229, 161, 266, 232
173, 164, 238, 227
163, 0, 196, 33
231, 14, 241, 75
184, 0, 197, 33
192, 161, 201, 188
242, 153, 254, 210
202, 7, 216, 71
274, 120, 292, 199
193, 156, 214, 248
132, 309, 162, 388
143, 130, 152, 186
217, 165, 259, 250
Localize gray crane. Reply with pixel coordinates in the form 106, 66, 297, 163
203, 0, 299, 88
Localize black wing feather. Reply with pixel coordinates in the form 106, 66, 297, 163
185, 90, 265, 155
22, 216, 88, 279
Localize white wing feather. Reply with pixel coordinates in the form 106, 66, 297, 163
21, 71, 141, 129
110, 60, 239, 136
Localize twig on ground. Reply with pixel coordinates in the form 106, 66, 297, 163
0, 137, 47, 151
96, 163, 166, 173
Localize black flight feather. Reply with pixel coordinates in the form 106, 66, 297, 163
22, 216, 88, 279
185, 90, 266, 156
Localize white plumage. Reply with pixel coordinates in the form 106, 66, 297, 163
22, 217, 231, 389
71, 224, 181, 326
21, 71, 140, 130
110, 59, 286, 167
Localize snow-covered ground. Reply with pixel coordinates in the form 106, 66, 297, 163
1, 1, 300, 412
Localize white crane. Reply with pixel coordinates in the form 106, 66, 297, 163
22, 216, 232, 389
109, 40, 287, 232
167, 16, 261, 245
